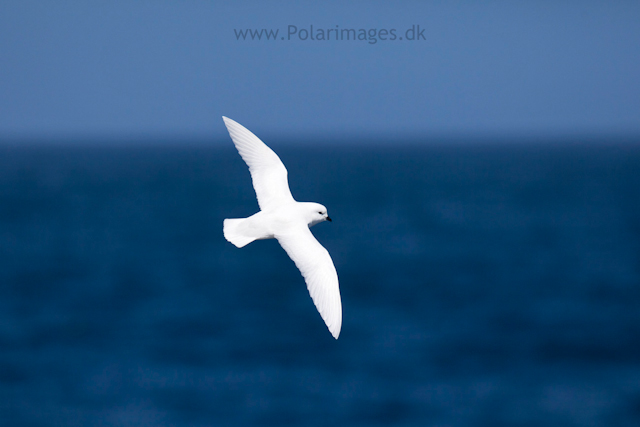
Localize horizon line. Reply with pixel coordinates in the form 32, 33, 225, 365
1, 130, 639, 148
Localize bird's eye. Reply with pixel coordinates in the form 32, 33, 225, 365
318, 211, 323, 214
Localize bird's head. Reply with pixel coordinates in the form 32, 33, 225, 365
306, 203, 332, 227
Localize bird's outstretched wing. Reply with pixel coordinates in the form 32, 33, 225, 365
277, 226, 342, 339
223, 117, 295, 211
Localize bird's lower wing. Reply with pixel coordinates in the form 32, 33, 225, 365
222, 117, 295, 211
276, 226, 342, 339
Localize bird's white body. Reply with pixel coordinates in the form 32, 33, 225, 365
222, 117, 342, 339
224, 202, 327, 248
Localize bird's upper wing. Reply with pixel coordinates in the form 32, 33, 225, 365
276, 225, 342, 339
223, 117, 295, 211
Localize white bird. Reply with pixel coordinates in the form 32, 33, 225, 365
222, 116, 342, 339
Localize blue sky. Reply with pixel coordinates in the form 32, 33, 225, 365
1, 1, 639, 143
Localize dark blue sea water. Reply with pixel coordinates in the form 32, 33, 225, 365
1, 141, 639, 426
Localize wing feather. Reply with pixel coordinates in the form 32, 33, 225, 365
277, 226, 342, 339
222, 117, 295, 210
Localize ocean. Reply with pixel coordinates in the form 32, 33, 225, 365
1, 141, 639, 426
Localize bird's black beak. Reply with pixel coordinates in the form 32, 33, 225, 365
326, 216, 332, 222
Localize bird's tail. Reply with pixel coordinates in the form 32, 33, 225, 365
223, 218, 257, 248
